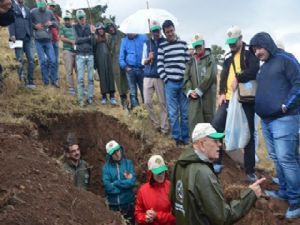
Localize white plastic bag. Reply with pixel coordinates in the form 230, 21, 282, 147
225, 91, 250, 151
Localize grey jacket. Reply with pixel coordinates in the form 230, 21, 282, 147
8, 3, 33, 40
31, 8, 58, 41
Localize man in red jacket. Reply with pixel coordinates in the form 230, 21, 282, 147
135, 155, 175, 225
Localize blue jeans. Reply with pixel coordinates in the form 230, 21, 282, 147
76, 55, 94, 102
165, 80, 189, 142
35, 40, 57, 85
52, 41, 59, 80
126, 68, 144, 108
262, 115, 300, 206
15, 39, 34, 84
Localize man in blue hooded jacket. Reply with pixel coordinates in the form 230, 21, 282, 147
250, 32, 300, 219
102, 140, 136, 225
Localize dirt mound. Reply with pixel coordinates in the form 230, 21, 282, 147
0, 123, 121, 225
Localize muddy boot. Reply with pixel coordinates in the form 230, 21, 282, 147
120, 95, 129, 110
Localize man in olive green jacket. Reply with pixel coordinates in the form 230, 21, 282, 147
63, 134, 90, 190
184, 35, 217, 135
104, 19, 129, 109
170, 123, 265, 225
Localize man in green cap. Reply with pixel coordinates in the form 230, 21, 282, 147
104, 19, 129, 109
59, 12, 76, 95
211, 25, 259, 180
184, 34, 217, 135
170, 123, 266, 225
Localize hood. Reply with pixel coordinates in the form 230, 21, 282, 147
250, 32, 278, 56
176, 148, 203, 168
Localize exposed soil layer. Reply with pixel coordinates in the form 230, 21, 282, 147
1, 112, 300, 225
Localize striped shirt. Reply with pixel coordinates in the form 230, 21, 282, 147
157, 39, 190, 83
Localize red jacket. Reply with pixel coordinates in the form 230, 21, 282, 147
135, 174, 175, 225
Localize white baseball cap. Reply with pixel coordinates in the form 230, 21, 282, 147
191, 34, 204, 48
148, 155, 168, 175
105, 140, 121, 155
192, 123, 225, 142
226, 25, 242, 45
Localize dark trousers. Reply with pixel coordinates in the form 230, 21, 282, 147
109, 203, 135, 225
212, 101, 255, 174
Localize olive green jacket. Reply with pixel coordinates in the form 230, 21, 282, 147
64, 159, 90, 190
183, 49, 217, 134
170, 148, 257, 225
109, 30, 128, 95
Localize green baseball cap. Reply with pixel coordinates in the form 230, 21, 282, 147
148, 155, 168, 175
106, 140, 121, 155
225, 25, 242, 45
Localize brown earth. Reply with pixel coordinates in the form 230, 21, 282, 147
1, 112, 300, 225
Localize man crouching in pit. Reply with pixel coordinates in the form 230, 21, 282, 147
63, 133, 90, 190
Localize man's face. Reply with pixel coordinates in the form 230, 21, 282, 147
64, 18, 71, 26
66, 144, 81, 162
108, 25, 116, 35
195, 45, 205, 56
127, 33, 136, 39
112, 149, 122, 162
195, 137, 222, 161
163, 26, 176, 42
153, 171, 166, 183
48, 5, 55, 11
253, 47, 270, 61
229, 37, 242, 53
151, 29, 161, 40
79, 17, 86, 25
0, 0, 12, 14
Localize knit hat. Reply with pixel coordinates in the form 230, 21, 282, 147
192, 123, 224, 142
76, 9, 86, 19
148, 155, 168, 175
191, 34, 204, 48
106, 140, 121, 155
150, 20, 161, 32
225, 25, 242, 45
63, 12, 72, 20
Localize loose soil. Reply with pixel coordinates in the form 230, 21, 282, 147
1, 112, 300, 225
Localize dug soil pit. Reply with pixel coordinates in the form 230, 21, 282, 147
1, 111, 300, 225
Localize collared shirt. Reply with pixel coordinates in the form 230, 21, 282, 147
16, 1, 26, 18
194, 149, 212, 163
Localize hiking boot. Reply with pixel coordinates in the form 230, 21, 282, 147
110, 97, 117, 106
286, 206, 300, 219
87, 98, 93, 105
51, 82, 60, 88
101, 98, 107, 105
264, 190, 288, 201
26, 84, 36, 89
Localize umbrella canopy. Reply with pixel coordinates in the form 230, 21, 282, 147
119, 8, 179, 34
64, 0, 101, 10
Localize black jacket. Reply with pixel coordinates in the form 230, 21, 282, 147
219, 42, 259, 95
74, 23, 94, 55
250, 32, 300, 119
0, 4, 15, 27
8, 4, 33, 40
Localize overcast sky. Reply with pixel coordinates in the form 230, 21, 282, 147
58, 0, 300, 59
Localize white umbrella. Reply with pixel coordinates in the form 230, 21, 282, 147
64, 0, 102, 10
119, 8, 179, 34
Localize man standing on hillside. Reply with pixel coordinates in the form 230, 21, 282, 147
184, 34, 217, 135
250, 32, 300, 219
211, 26, 259, 179
31, 0, 59, 87
59, 12, 76, 96
142, 21, 168, 135
119, 33, 147, 109
8, 0, 35, 88
157, 20, 190, 146
73, 9, 95, 107
104, 19, 129, 109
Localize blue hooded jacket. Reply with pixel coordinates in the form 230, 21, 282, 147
102, 148, 136, 206
250, 32, 300, 119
